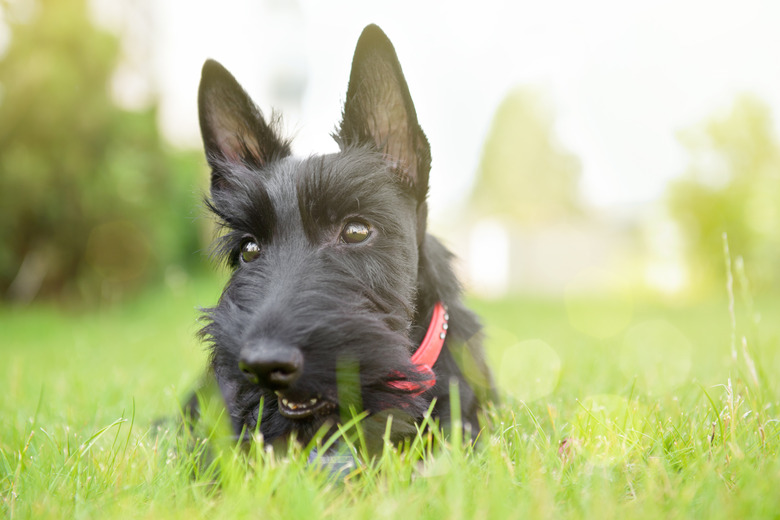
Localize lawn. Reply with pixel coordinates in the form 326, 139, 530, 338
1, 274, 779, 519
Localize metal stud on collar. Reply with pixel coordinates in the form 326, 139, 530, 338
389, 301, 449, 395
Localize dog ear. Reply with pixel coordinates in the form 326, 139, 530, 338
198, 59, 291, 190
338, 25, 431, 204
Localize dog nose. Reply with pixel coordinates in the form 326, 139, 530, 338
238, 342, 303, 390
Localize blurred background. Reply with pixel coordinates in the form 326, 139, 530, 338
1, 0, 779, 304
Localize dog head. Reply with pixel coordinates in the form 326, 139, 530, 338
197, 25, 435, 443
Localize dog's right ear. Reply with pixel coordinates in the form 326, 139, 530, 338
198, 59, 290, 190
338, 25, 431, 205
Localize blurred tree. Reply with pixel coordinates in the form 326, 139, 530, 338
668, 95, 780, 294
470, 87, 582, 224
0, 0, 205, 303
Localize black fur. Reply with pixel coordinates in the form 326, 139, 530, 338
196, 24, 495, 448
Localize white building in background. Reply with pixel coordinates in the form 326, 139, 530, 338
444, 204, 687, 299
463, 218, 636, 298
467, 219, 511, 298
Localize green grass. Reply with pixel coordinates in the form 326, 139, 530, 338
1, 275, 779, 519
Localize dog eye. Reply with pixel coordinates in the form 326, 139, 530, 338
240, 240, 261, 263
340, 221, 371, 244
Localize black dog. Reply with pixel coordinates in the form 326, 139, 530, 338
196, 24, 494, 449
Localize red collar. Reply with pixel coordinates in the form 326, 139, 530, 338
390, 301, 448, 394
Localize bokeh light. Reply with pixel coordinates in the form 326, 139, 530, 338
497, 339, 561, 402
564, 269, 634, 339
619, 320, 693, 394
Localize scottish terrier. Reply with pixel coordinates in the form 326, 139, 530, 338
195, 24, 494, 449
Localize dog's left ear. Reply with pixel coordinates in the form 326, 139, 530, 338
338, 25, 431, 205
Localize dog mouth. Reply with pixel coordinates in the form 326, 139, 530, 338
275, 391, 335, 419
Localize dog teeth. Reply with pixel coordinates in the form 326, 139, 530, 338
277, 395, 319, 409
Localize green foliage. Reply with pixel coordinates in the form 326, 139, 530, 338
0, 0, 207, 303
1, 276, 779, 518
667, 95, 780, 294
471, 87, 582, 224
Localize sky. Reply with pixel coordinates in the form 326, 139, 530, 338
97, 0, 780, 216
